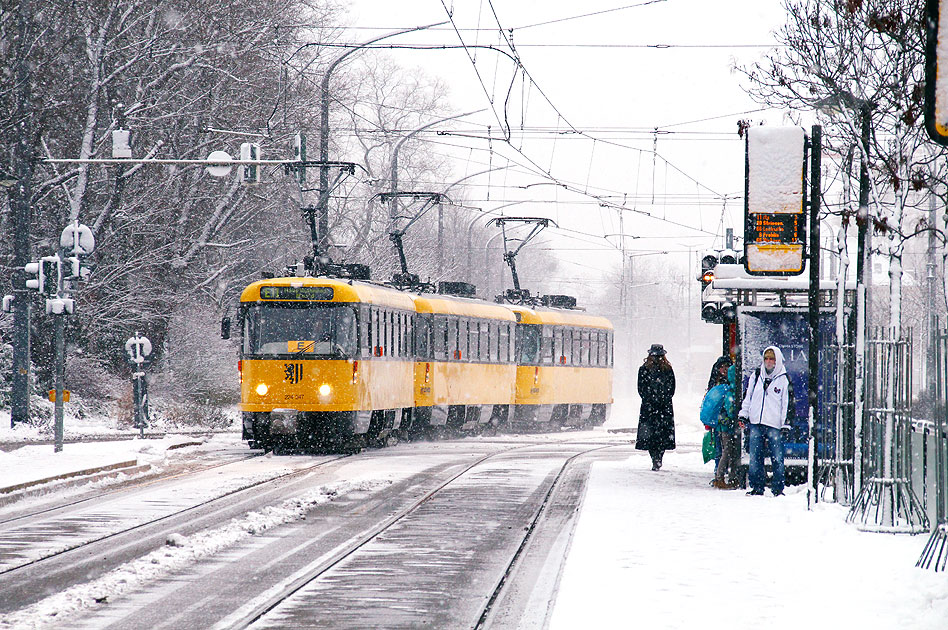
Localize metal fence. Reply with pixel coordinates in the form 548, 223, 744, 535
916, 326, 948, 570
818, 325, 855, 505
847, 328, 929, 533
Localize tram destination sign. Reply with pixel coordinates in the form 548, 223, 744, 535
743, 126, 806, 276
260, 286, 334, 301
925, 0, 948, 145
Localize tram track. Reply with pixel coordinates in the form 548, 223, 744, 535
217, 439, 622, 630
0, 452, 261, 527
0, 454, 351, 614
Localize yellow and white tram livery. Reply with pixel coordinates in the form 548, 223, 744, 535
508, 305, 614, 427
410, 293, 517, 435
238, 277, 416, 449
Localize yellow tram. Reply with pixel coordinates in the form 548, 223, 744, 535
237, 277, 416, 450
231, 274, 614, 450
508, 305, 614, 428
409, 292, 517, 435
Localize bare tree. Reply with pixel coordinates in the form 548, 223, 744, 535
738, 0, 947, 330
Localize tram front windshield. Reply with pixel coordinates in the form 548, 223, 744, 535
243, 304, 357, 357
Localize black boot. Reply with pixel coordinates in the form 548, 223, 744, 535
650, 450, 663, 471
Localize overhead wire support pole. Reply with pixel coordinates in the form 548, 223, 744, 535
317, 22, 448, 256
10, 2, 34, 427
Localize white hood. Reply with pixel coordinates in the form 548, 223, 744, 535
739, 345, 791, 429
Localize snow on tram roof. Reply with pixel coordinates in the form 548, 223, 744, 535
508, 304, 613, 330
413, 294, 516, 321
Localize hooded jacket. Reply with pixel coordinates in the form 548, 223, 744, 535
738, 346, 792, 430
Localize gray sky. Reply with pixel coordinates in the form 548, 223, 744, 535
337, 0, 790, 288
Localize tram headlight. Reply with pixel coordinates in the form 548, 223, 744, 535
318, 383, 331, 397
256, 383, 269, 396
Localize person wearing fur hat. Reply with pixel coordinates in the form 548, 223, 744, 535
635, 344, 676, 470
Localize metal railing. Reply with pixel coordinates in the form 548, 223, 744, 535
917, 326, 948, 570
847, 328, 929, 533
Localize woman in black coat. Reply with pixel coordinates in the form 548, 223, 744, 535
635, 343, 676, 470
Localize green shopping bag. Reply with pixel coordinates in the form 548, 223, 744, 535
702, 430, 717, 464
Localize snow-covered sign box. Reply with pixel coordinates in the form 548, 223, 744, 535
744, 126, 806, 276
925, 0, 948, 146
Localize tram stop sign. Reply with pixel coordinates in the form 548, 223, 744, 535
925, 0, 948, 145
743, 126, 807, 276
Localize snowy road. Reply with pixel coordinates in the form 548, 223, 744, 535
0, 433, 635, 629
0, 452, 344, 613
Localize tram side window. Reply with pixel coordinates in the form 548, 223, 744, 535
498, 322, 510, 363
478, 321, 489, 361
564, 328, 574, 365
393, 312, 400, 357
608, 331, 614, 366
433, 316, 447, 360
371, 308, 380, 356
489, 322, 499, 362
581, 330, 590, 366
541, 326, 553, 365
516, 324, 540, 365
448, 317, 458, 360
553, 327, 563, 364
397, 312, 404, 357
396, 312, 404, 358
359, 306, 370, 357
509, 323, 516, 361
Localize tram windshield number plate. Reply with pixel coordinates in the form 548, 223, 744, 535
260, 286, 334, 301
288, 340, 315, 353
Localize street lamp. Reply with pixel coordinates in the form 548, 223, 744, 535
315, 21, 447, 253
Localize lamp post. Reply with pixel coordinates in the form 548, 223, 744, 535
316, 22, 447, 254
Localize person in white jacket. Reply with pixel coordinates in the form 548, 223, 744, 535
738, 346, 793, 496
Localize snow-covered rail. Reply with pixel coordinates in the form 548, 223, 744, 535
0, 454, 350, 614
220, 441, 619, 630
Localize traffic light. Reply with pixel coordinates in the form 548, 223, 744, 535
699, 251, 719, 289
23, 262, 43, 293
40, 256, 60, 297
701, 302, 723, 324
240, 142, 261, 184
699, 250, 724, 324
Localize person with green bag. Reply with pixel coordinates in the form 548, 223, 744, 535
712, 364, 742, 489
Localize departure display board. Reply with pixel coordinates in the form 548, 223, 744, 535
744, 126, 807, 276
259, 286, 334, 301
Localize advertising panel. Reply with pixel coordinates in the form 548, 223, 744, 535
739, 308, 835, 461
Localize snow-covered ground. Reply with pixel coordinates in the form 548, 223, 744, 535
1, 393, 946, 629
556, 393, 948, 630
